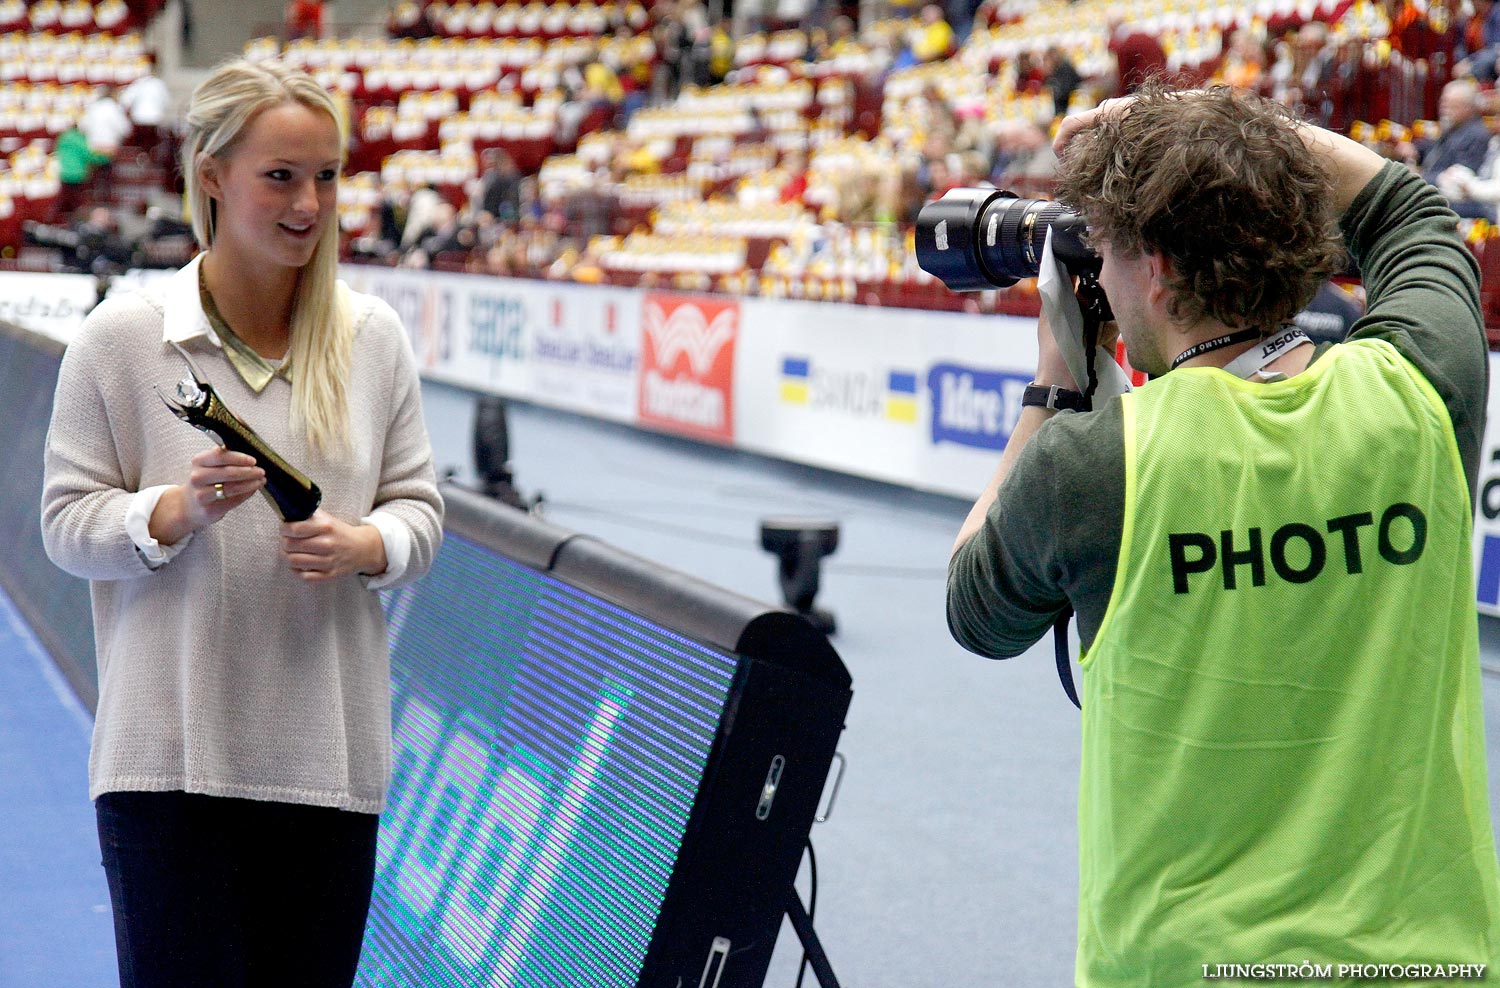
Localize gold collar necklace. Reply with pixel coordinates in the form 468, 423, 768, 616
197, 263, 292, 393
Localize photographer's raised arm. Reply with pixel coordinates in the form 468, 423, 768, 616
1241, 109, 1483, 492
1053, 95, 1484, 494
951, 308, 1078, 554
1331, 144, 1487, 493
945, 307, 1122, 659
950, 95, 1407, 660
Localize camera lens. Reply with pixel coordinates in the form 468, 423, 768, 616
993, 198, 1073, 279
915, 189, 1099, 292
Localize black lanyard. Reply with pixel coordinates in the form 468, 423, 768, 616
1169, 328, 1262, 371
1169, 326, 1310, 376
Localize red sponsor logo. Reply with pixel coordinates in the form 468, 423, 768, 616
638, 293, 738, 442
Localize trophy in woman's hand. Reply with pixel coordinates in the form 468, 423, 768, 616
155, 342, 322, 522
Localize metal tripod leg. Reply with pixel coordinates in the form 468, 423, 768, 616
786, 889, 842, 988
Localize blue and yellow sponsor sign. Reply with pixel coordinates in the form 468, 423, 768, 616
780, 356, 810, 404
886, 371, 918, 423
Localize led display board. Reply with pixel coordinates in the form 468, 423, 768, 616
0, 321, 97, 708
357, 486, 852, 988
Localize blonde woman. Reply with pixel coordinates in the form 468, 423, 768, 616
41, 59, 443, 986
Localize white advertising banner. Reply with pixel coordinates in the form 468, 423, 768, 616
531, 285, 641, 422
107, 267, 174, 300
0, 271, 98, 344
339, 265, 642, 424
337, 267, 1047, 498
733, 296, 1037, 497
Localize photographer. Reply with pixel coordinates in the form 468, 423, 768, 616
947, 86, 1500, 983
30, 206, 138, 274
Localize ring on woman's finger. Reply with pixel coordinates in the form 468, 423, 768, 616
213, 483, 226, 501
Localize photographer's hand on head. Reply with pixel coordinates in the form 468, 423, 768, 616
1288, 117, 1386, 214
1052, 95, 1138, 155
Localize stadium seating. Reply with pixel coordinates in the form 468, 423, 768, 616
306, 0, 1460, 316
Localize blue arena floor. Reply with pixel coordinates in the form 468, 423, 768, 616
0, 584, 115, 987
7, 385, 1500, 987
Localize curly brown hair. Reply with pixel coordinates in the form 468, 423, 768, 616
1055, 84, 1345, 333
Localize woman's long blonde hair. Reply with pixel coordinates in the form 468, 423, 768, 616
182, 58, 353, 455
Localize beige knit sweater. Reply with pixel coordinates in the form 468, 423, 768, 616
41, 273, 444, 813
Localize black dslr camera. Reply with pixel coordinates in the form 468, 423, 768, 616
915, 188, 1112, 326
915, 188, 1115, 407
914, 189, 1100, 290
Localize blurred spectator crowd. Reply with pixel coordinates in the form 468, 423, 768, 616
13, 0, 1500, 327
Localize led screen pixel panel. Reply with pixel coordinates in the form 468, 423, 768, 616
356, 533, 741, 987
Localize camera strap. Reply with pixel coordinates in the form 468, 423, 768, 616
1075, 273, 1112, 410
1051, 275, 1110, 712
1053, 606, 1082, 709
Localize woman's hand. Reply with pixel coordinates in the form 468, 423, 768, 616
149, 446, 265, 545
281, 510, 387, 583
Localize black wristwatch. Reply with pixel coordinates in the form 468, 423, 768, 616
1021, 383, 1087, 412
